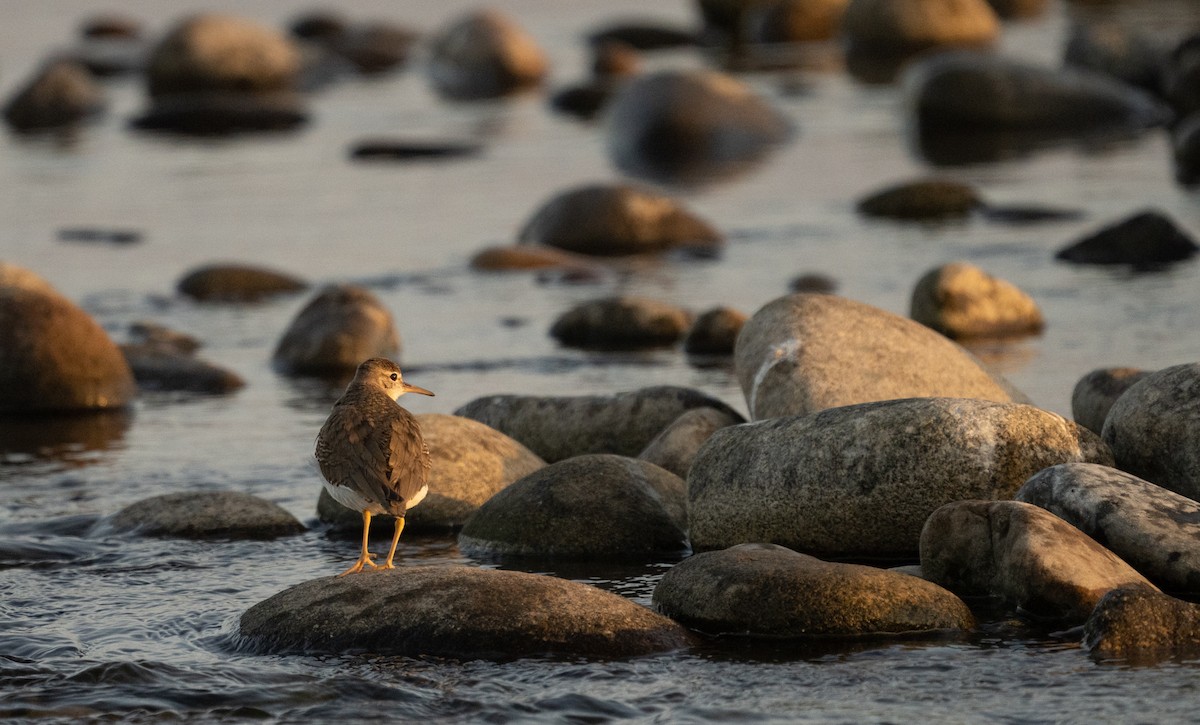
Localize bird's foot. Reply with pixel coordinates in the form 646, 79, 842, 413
336, 554, 378, 577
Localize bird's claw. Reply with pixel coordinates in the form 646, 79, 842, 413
337, 554, 379, 577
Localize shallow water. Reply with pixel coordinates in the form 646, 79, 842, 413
2, 0, 1200, 721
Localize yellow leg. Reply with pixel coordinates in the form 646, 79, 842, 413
380, 517, 406, 570
337, 510, 378, 577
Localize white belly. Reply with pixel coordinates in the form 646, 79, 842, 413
322, 480, 428, 516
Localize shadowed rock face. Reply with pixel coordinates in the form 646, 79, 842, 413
239, 565, 694, 659
1084, 587, 1200, 662
272, 285, 399, 375
1055, 210, 1198, 267
638, 407, 743, 480
653, 543, 974, 638
1070, 367, 1150, 436
108, 491, 304, 540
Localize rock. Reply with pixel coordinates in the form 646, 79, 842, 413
984, 0, 1045, 19
588, 40, 641, 80
1174, 112, 1200, 186
841, 0, 999, 57
146, 14, 301, 97
920, 500, 1155, 622
427, 9, 547, 100
0, 262, 58, 295
239, 565, 693, 658
1017, 463, 1200, 595
349, 138, 482, 161
128, 321, 201, 355
1102, 363, 1200, 501
1055, 210, 1199, 267
272, 285, 399, 375
744, 0, 850, 43
81, 14, 143, 40
606, 70, 791, 183
588, 23, 696, 51
333, 22, 419, 75
637, 407, 744, 479
458, 454, 687, 560
455, 386, 745, 463
120, 344, 245, 394
689, 397, 1111, 558
289, 11, 349, 43
3, 60, 105, 132
177, 263, 307, 302
549, 296, 693, 350
788, 273, 837, 293
517, 184, 722, 257
108, 491, 304, 539
470, 245, 595, 273
695, 0, 760, 40
1070, 367, 1150, 435
734, 292, 1023, 420
58, 228, 142, 245
549, 84, 614, 120
131, 91, 308, 136
653, 543, 974, 637
683, 307, 747, 355
319, 413, 547, 533
1083, 587, 1200, 661
1164, 35, 1200, 118
0, 283, 136, 413
1063, 22, 1165, 94
856, 178, 981, 221
909, 262, 1044, 340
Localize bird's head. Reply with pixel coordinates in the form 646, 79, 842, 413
353, 357, 434, 401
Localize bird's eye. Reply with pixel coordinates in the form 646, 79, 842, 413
390, 373, 398, 381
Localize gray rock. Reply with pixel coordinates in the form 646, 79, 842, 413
653, 543, 974, 637
909, 261, 1044, 340
147, 14, 301, 97
272, 285, 399, 375
455, 385, 744, 463
1064, 22, 1165, 94
920, 500, 1154, 622
3, 60, 104, 132
842, 0, 998, 56
1017, 463, 1200, 594
332, 21, 419, 75
108, 491, 304, 539
638, 407, 742, 479
1070, 366, 1150, 435
734, 292, 1022, 420
1083, 587, 1200, 661
1174, 111, 1200, 186
550, 296, 693, 350
688, 397, 1112, 558
517, 184, 721, 257
683, 307, 746, 356
1055, 210, 1198, 267
856, 178, 981, 221
177, 263, 307, 302
240, 565, 693, 658
319, 413, 547, 533
1165, 35, 1200, 118
121, 344, 245, 394
427, 9, 547, 100
1102, 363, 1200, 501
458, 454, 687, 560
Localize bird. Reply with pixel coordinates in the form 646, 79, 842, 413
315, 357, 434, 576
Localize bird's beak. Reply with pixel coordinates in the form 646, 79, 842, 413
401, 382, 434, 397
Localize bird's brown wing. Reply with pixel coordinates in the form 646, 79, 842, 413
316, 401, 429, 515
386, 408, 432, 505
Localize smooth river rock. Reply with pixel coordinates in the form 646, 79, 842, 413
688, 397, 1111, 558
239, 565, 693, 658
177, 263, 307, 302
1055, 210, 1198, 267
734, 292, 1022, 420
1083, 587, 1200, 661
146, 14, 301, 97
856, 178, 982, 221
841, 0, 999, 57
653, 543, 974, 638
683, 307, 747, 356
458, 454, 688, 561
426, 9, 547, 100
909, 261, 1044, 340
455, 386, 744, 463
272, 285, 400, 375
120, 344, 245, 394
550, 296, 694, 350
108, 491, 304, 539
1017, 463, 1200, 595
920, 500, 1154, 622
638, 407, 743, 480
3, 60, 105, 132
1102, 362, 1200, 501
1070, 366, 1151, 436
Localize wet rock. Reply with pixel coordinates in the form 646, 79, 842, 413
984, 0, 1046, 19
683, 307, 747, 355
272, 285, 399, 376
81, 14, 143, 40
1070, 367, 1150, 435
349, 138, 482, 161
455, 385, 744, 463
1172, 112, 1200, 186
333, 22, 419, 75
1164, 35, 1200, 118
588, 22, 697, 51
517, 184, 722, 257
470, 245, 595, 273
637, 407, 744, 479
1055, 210, 1198, 267
653, 543, 974, 637
1102, 363, 1200, 501
744, 0, 850, 43
909, 262, 1044, 340
108, 491, 304, 539
127, 321, 201, 355
1064, 22, 1165, 94
842, 0, 998, 57
177, 263, 307, 303
120, 344, 245, 394
734, 292, 1022, 420
1017, 463, 1200, 595
3, 60, 105, 132
606, 70, 791, 183
146, 14, 301, 97
289, 11, 349, 44
319, 414, 547, 533
239, 565, 693, 658
427, 9, 547, 100
788, 272, 837, 293
689, 397, 1111, 558
131, 91, 308, 136
1083, 587, 1200, 661
459, 454, 687, 561
550, 296, 693, 350
856, 178, 981, 221
921, 500, 1155, 622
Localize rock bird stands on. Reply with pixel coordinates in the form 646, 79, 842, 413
316, 357, 434, 576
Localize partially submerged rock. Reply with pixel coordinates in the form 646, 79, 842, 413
1055, 210, 1198, 267
177, 264, 307, 303
427, 9, 547, 100
550, 296, 693, 350
683, 307, 747, 356
909, 262, 1044, 340
108, 491, 303, 539
1083, 587, 1200, 661
146, 14, 301, 97
272, 285, 400, 375
3, 60, 105, 132
856, 179, 981, 221
121, 344, 245, 394
842, 0, 999, 57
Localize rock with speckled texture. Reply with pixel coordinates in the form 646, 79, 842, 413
1070, 366, 1150, 435
638, 407, 742, 480
108, 491, 304, 539
1083, 587, 1200, 661
909, 262, 1043, 340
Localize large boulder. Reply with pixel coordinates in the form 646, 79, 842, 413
516, 184, 721, 257
734, 292, 1022, 420
1055, 210, 1198, 267
427, 9, 547, 100
653, 543, 974, 637
920, 500, 1155, 622
1083, 587, 1200, 661
272, 285, 399, 375
177, 263, 307, 302
1102, 363, 1200, 501
319, 413, 547, 533
909, 262, 1043, 340
688, 397, 1111, 558
455, 386, 745, 463
1069, 366, 1151, 435
638, 407, 743, 480
240, 565, 693, 658
458, 454, 688, 561
1017, 463, 1200, 595
146, 14, 300, 97
550, 296, 693, 350
841, 0, 999, 57
606, 70, 791, 183
107, 491, 304, 539
3, 60, 105, 132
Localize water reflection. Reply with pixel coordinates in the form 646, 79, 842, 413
0, 410, 131, 467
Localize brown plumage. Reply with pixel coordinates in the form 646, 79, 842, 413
315, 357, 433, 576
